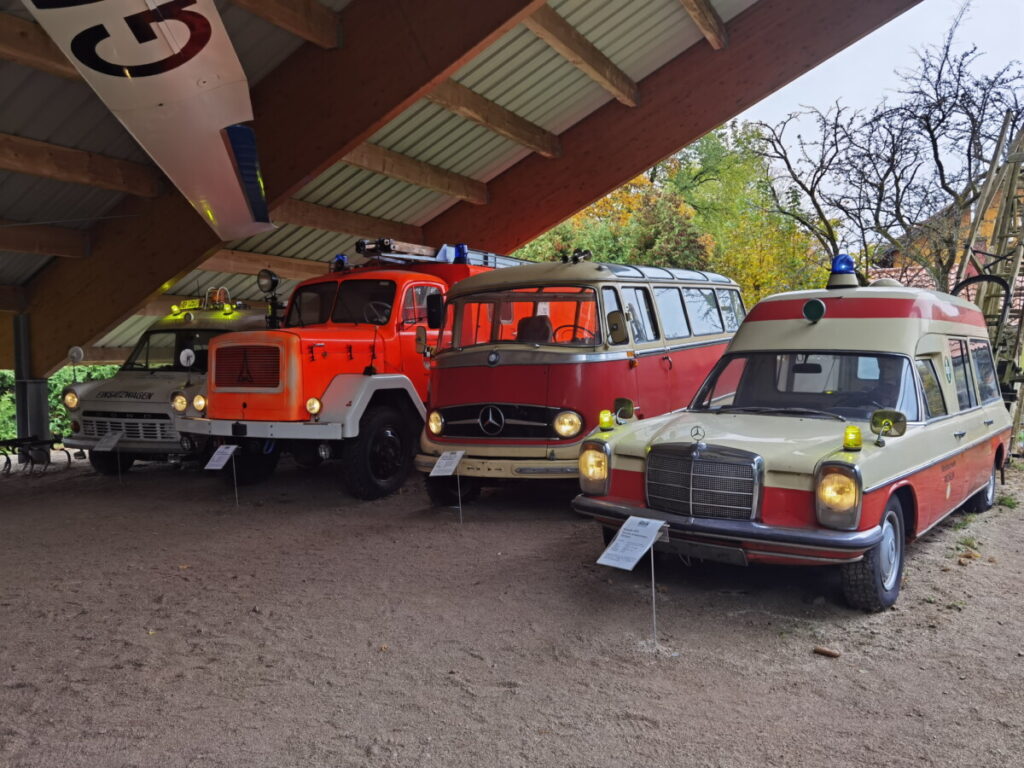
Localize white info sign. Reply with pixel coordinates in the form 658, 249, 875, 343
597, 516, 669, 571
430, 450, 465, 477
204, 444, 239, 471
93, 431, 123, 452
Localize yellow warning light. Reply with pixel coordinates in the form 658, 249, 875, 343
843, 425, 862, 451
598, 409, 615, 431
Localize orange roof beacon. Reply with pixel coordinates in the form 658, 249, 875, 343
573, 254, 1012, 612
175, 240, 521, 498
415, 251, 745, 505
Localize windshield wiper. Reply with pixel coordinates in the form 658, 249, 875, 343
715, 406, 846, 421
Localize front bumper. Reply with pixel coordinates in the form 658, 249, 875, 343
573, 495, 883, 564
177, 417, 343, 440
63, 435, 188, 456
415, 452, 577, 479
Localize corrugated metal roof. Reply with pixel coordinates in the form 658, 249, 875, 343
92, 315, 157, 350
0, 249, 53, 285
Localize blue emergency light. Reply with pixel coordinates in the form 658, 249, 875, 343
832, 253, 856, 274
332, 253, 348, 272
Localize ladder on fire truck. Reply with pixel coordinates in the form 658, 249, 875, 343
952, 111, 1024, 450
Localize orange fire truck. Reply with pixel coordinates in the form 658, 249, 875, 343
176, 240, 520, 498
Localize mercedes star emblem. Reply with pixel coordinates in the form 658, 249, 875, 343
690, 425, 705, 442
479, 405, 506, 436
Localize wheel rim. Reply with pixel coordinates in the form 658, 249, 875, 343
879, 510, 901, 592
369, 426, 403, 481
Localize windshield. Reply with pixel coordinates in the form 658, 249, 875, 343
121, 330, 221, 373
439, 286, 601, 350
332, 279, 396, 325
692, 352, 920, 421
286, 282, 337, 327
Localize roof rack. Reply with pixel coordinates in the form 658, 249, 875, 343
354, 238, 526, 270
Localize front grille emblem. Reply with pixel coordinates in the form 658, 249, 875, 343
690, 425, 705, 441
478, 405, 505, 435
237, 350, 254, 384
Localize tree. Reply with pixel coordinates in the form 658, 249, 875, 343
753, 6, 1023, 287
0, 365, 120, 441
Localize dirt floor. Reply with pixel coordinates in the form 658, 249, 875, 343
1, 455, 1023, 768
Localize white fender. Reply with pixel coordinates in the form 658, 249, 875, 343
318, 374, 425, 438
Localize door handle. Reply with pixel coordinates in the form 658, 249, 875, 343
984, 419, 994, 426
953, 430, 966, 439
661, 355, 673, 369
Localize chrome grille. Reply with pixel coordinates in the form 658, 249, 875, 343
646, 445, 760, 520
82, 413, 178, 442
438, 403, 563, 439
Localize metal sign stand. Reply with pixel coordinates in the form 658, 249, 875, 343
597, 516, 670, 648
430, 450, 466, 524
205, 444, 241, 507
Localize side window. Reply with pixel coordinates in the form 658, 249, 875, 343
402, 285, 441, 325
654, 287, 691, 339
916, 359, 947, 419
715, 289, 744, 331
948, 338, 976, 411
969, 338, 1001, 404
602, 287, 628, 345
682, 288, 724, 335
621, 287, 660, 343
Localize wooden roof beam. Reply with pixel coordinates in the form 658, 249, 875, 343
679, 0, 728, 50
426, 79, 561, 158
272, 198, 424, 242
343, 143, 488, 204
523, 5, 639, 107
200, 249, 329, 282
0, 219, 88, 258
228, 0, 340, 49
0, 284, 26, 313
0, 133, 162, 197
0, 12, 78, 79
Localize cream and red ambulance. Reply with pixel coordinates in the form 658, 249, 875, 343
415, 255, 744, 504
572, 255, 1010, 611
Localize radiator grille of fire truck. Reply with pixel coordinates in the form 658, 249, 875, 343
645, 444, 760, 520
437, 403, 565, 439
81, 411, 178, 442
215, 345, 280, 389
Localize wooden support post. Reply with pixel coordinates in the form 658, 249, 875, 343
0, 12, 78, 79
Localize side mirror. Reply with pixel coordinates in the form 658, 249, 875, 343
613, 397, 635, 421
179, 349, 196, 368
870, 409, 907, 438
607, 311, 628, 345
415, 326, 428, 355
426, 294, 444, 330
68, 346, 85, 364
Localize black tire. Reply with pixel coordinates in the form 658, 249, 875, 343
841, 495, 905, 612
965, 459, 997, 514
340, 406, 416, 500
425, 474, 481, 506
225, 442, 280, 485
89, 450, 134, 475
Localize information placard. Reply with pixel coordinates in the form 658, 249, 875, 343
430, 450, 465, 477
93, 431, 123, 452
597, 516, 669, 571
205, 444, 239, 471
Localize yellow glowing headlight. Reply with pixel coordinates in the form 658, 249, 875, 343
578, 442, 610, 495
815, 464, 862, 530
63, 390, 79, 410
427, 410, 444, 435
554, 410, 582, 438
306, 397, 322, 415
171, 393, 188, 413
193, 394, 207, 412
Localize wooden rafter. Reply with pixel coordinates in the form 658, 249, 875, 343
228, 0, 339, 49
0, 12, 78, 80
344, 143, 488, 204
426, 79, 561, 158
200, 249, 329, 282
0, 133, 162, 198
0, 219, 87, 258
0, 284, 26, 313
679, 0, 728, 50
272, 198, 424, 243
523, 5, 639, 107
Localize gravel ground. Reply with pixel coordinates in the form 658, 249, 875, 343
1, 456, 1022, 767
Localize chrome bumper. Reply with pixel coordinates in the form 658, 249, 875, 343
177, 417, 343, 440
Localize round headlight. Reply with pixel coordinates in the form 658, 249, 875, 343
427, 410, 444, 435
257, 268, 279, 295
554, 410, 582, 438
63, 390, 79, 410
578, 444, 610, 496
192, 394, 207, 412
817, 472, 857, 512
306, 397, 322, 415
171, 393, 188, 413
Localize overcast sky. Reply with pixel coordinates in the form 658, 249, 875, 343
741, 0, 1022, 125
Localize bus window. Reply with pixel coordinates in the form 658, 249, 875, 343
621, 287, 660, 343
603, 287, 628, 345
654, 287, 691, 339
682, 289, 724, 335
716, 289, 744, 331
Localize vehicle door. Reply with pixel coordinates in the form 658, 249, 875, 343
945, 337, 981, 508
397, 282, 443, 398
966, 337, 1005, 490
910, 353, 959, 533
620, 284, 673, 417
